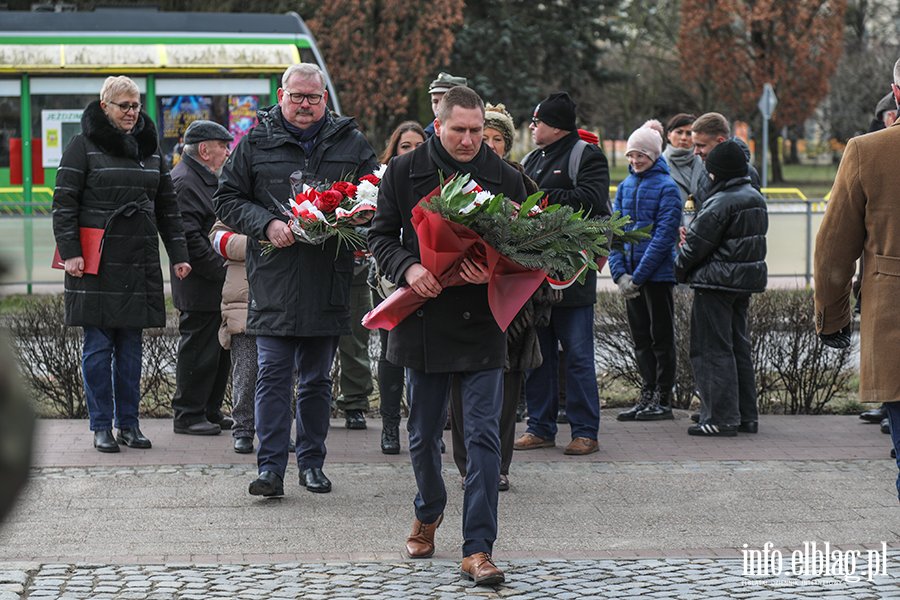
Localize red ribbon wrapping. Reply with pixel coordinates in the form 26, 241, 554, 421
362, 185, 547, 333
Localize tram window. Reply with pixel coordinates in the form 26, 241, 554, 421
0, 97, 21, 172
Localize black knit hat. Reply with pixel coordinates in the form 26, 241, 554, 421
534, 92, 577, 131
705, 139, 748, 181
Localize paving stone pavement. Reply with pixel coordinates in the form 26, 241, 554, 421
4, 415, 900, 598
4, 557, 900, 599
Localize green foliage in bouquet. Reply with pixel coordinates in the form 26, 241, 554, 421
422, 175, 652, 284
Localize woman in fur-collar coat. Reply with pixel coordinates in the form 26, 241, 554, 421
52, 76, 190, 453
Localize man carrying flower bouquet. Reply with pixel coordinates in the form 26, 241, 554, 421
368, 86, 525, 586
215, 63, 378, 498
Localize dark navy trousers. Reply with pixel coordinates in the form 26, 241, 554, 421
255, 334, 338, 478
406, 367, 503, 557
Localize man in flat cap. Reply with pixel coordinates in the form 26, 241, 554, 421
424, 72, 467, 138
870, 91, 898, 133
171, 119, 235, 436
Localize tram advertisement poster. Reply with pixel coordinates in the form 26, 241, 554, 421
161, 95, 212, 139
229, 96, 259, 147
41, 110, 84, 169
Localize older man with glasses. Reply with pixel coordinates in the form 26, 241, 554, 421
216, 63, 378, 498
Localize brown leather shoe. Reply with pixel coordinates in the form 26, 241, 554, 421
513, 432, 554, 450
461, 552, 505, 585
563, 437, 599, 455
405, 514, 442, 558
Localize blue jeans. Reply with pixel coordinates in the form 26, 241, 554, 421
82, 327, 143, 431
525, 305, 600, 441
255, 335, 339, 478
407, 367, 502, 557
886, 403, 900, 503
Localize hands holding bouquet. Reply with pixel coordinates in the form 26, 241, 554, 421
262, 166, 386, 253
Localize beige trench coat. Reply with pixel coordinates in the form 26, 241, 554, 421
814, 120, 900, 403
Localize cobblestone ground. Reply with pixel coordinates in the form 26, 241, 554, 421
25, 458, 895, 480
4, 556, 900, 600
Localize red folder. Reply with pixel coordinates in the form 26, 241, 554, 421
52, 227, 105, 275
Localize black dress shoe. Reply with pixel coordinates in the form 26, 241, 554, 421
892, 448, 897, 459
117, 427, 151, 448
738, 421, 758, 434
381, 425, 400, 455
208, 412, 234, 430
556, 406, 569, 424
882, 418, 891, 434
299, 467, 332, 493
288, 437, 296, 453
345, 409, 367, 430
249, 471, 284, 497
861, 404, 888, 423
93, 430, 120, 453
516, 402, 526, 423
234, 436, 254, 454
173, 420, 221, 436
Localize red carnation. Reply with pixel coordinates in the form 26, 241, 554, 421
360, 174, 380, 185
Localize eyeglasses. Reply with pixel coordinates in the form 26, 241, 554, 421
285, 92, 324, 105
110, 101, 142, 114
531, 117, 542, 126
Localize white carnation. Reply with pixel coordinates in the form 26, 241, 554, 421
355, 180, 379, 207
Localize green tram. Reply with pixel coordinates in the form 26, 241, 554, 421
0, 9, 337, 288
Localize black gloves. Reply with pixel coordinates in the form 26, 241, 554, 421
819, 323, 852, 349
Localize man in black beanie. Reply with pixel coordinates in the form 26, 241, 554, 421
674, 140, 768, 437
515, 91, 611, 456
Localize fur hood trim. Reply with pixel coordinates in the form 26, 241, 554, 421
80, 100, 159, 161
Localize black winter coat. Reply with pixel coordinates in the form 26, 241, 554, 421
52, 100, 189, 329
214, 105, 378, 337
674, 176, 768, 293
523, 130, 611, 307
368, 143, 527, 373
169, 154, 226, 312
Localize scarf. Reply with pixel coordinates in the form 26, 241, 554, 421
283, 113, 327, 155
664, 146, 703, 202
427, 134, 488, 181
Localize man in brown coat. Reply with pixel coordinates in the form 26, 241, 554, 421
814, 57, 900, 499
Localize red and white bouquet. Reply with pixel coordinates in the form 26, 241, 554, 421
362, 174, 649, 332
264, 166, 385, 252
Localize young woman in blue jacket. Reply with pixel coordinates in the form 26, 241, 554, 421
609, 121, 683, 422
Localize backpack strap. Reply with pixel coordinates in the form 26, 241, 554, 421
568, 139, 588, 187
520, 148, 539, 169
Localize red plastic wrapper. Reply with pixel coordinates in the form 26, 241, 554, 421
362, 185, 546, 333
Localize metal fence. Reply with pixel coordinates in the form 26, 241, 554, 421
0, 191, 828, 294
